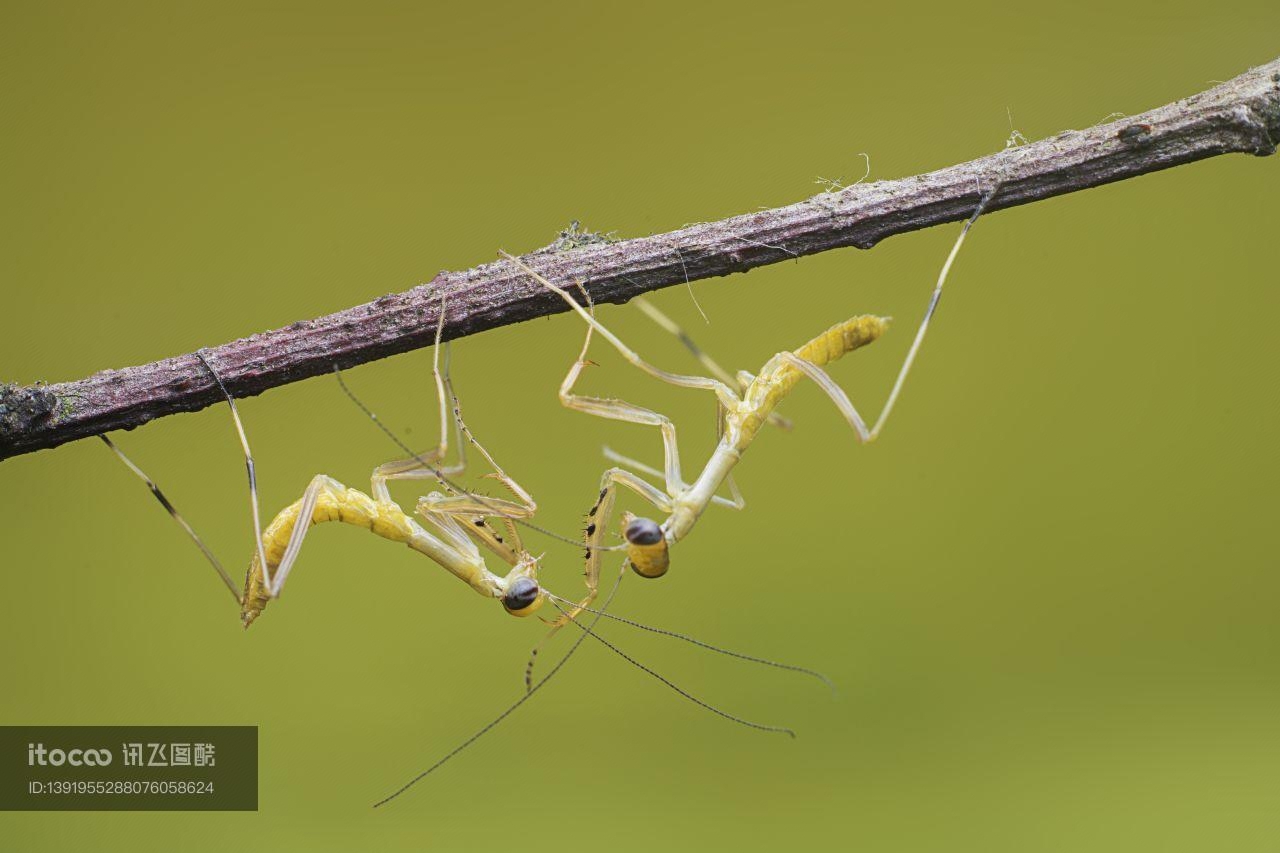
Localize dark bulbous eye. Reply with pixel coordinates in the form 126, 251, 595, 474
625, 517, 663, 546
503, 577, 540, 611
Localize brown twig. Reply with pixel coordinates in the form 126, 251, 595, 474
3, 57, 1278, 462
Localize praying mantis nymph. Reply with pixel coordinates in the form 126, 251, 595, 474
235, 332, 550, 629
101, 292, 834, 806
501, 185, 995, 646
94, 182, 993, 805
102, 302, 579, 629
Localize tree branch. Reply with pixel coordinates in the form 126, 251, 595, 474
3, 57, 1278, 462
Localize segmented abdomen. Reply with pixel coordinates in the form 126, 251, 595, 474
240, 481, 413, 628
793, 315, 888, 367
733, 315, 888, 450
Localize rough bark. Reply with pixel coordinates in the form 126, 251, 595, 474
3, 57, 1278, 462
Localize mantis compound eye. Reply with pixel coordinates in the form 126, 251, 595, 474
502, 577, 543, 616
623, 515, 669, 579
624, 517, 663, 546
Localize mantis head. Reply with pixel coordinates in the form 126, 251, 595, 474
500, 554, 546, 617
623, 514, 669, 578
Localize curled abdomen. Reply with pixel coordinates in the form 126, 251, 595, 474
240, 479, 407, 627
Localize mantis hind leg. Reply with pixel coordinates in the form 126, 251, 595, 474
104, 350, 267, 607
99, 434, 242, 604
773, 183, 998, 444
242, 473, 345, 622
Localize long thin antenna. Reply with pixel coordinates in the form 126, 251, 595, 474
333, 365, 620, 554
550, 599, 796, 738
372, 559, 629, 808
545, 592, 834, 692
99, 435, 242, 604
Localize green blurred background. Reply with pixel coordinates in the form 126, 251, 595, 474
2, 3, 1278, 851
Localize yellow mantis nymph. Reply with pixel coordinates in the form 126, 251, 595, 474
100, 297, 835, 805
96, 173, 989, 799
106, 307, 553, 626
500, 186, 994, 639
237, 345, 550, 627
